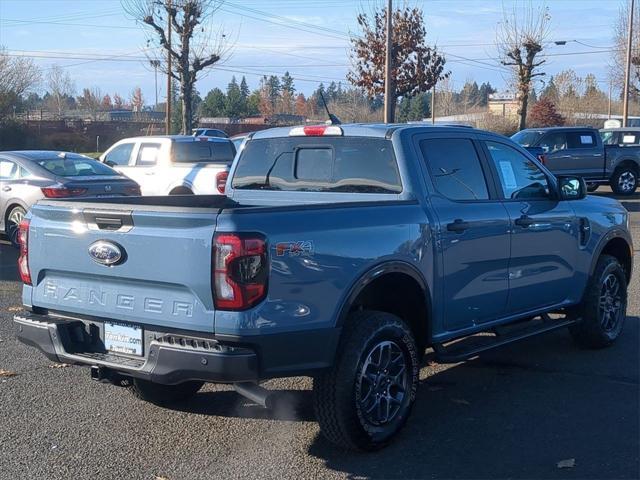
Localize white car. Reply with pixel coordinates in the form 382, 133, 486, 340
99, 135, 235, 195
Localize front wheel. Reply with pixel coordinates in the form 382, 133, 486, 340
610, 167, 638, 195
313, 310, 419, 451
569, 255, 627, 348
586, 183, 599, 193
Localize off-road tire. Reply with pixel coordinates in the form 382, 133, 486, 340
610, 167, 638, 196
569, 255, 627, 349
130, 379, 204, 406
313, 310, 419, 451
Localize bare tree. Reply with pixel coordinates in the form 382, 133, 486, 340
0, 47, 41, 116
122, 0, 230, 133
77, 87, 102, 120
130, 87, 144, 112
47, 65, 75, 118
611, 1, 640, 98
497, 2, 551, 130
348, 5, 448, 122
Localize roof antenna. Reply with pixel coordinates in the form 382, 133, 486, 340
319, 91, 341, 125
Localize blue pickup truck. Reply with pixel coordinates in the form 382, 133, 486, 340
14, 124, 633, 450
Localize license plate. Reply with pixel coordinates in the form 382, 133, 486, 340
104, 322, 143, 356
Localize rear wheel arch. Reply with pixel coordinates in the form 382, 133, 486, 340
168, 186, 194, 195
337, 262, 432, 351
3, 201, 28, 228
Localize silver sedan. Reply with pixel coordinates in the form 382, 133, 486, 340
0, 151, 141, 247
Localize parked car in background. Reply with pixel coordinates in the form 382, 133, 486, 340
99, 135, 236, 196
230, 133, 249, 151
14, 123, 633, 450
192, 128, 228, 138
601, 127, 640, 146
512, 126, 640, 195
0, 151, 140, 247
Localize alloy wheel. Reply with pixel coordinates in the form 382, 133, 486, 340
356, 340, 409, 426
7, 208, 25, 246
618, 171, 637, 193
599, 273, 623, 332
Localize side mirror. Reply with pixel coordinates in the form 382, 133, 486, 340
558, 176, 587, 200
104, 159, 116, 167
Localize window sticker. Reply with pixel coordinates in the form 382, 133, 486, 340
622, 135, 637, 144
580, 135, 594, 144
498, 161, 518, 190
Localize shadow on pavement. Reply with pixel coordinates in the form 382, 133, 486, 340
170, 318, 640, 479
0, 241, 18, 282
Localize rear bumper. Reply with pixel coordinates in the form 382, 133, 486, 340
14, 311, 258, 384
13, 310, 340, 384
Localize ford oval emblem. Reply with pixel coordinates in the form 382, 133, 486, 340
88, 241, 123, 266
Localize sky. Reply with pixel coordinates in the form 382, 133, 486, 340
0, 0, 625, 105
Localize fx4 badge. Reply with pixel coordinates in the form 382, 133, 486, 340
275, 241, 314, 257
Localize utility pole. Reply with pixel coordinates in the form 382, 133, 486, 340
150, 60, 160, 111
383, 0, 393, 123
608, 80, 613, 119
166, 0, 172, 135
431, 84, 436, 124
622, 0, 635, 127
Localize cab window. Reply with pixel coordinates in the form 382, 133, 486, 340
105, 143, 134, 166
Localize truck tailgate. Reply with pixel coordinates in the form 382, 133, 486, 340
25, 202, 220, 332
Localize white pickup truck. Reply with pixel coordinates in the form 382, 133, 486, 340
99, 135, 235, 195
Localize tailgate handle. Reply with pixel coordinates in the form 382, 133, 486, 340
83, 210, 133, 232
95, 217, 122, 230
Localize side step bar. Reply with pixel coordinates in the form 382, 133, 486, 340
433, 316, 577, 363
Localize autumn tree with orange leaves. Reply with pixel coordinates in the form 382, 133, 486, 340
348, 5, 448, 122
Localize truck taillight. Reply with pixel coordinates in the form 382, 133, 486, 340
537, 154, 547, 165
216, 171, 228, 194
41, 186, 88, 198
213, 234, 267, 310
289, 125, 343, 137
17, 219, 31, 285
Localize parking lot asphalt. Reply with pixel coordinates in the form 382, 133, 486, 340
0, 188, 638, 480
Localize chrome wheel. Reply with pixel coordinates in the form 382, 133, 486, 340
6, 207, 25, 247
599, 273, 623, 332
617, 171, 637, 193
356, 340, 409, 426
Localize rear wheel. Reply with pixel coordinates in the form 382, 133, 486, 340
313, 310, 419, 451
610, 167, 638, 195
130, 379, 203, 406
5, 205, 26, 249
569, 255, 627, 348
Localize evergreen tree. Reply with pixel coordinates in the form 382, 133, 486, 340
246, 90, 261, 116
397, 96, 412, 122
201, 88, 226, 117
225, 76, 244, 117
409, 92, 430, 120
281, 72, 295, 96
478, 82, 496, 106
240, 76, 250, 99
541, 76, 559, 103
326, 81, 339, 101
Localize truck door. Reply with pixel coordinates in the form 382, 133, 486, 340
130, 141, 164, 196
417, 134, 511, 330
480, 139, 581, 314
539, 130, 603, 179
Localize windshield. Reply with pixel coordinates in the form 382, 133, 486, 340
173, 140, 235, 163
36, 156, 118, 177
232, 136, 402, 194
511, 130, 544, 147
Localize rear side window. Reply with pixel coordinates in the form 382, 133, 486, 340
0, 160, 18, 179
420, 138, 489, 201
232, 137, 401, 193
36, 157, 117, 177
136, 143, 161, 166
105, 143, 134, 166
567, 132, 596, 148
173, 141, 235, 163
539, 132, 567, 152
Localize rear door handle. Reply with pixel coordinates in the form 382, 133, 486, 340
447, 219, 470, 233
1, 186, 10, 192
514, 215, 536, 228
